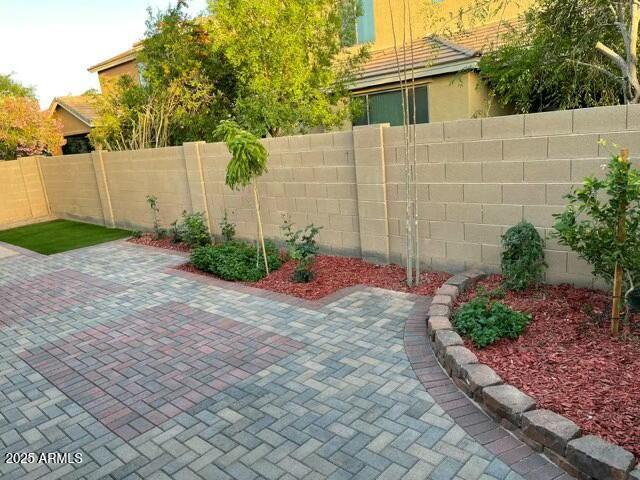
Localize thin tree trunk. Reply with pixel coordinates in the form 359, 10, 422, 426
611, 147, 630, 334
407, 0, 419, 286
253, 178, 270, 275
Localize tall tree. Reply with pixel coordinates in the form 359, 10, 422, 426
479, 0, 634, 112
90, 3, 237, 150
209, 0, 369, 137
0, 73, 35, 98
0, 96, 63, 159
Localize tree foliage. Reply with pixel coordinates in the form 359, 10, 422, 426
209, 0, 369, 137
90, 4, 237, 150
479, 0, 627, 112
553, 149, 640, 286
0, 73, 35, 98
0, 95, 63, 160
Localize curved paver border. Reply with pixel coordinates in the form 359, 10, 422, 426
420, 271, 640, 480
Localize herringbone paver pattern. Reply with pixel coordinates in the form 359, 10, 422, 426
0, 241, 563, 479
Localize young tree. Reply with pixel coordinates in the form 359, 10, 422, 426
0, 95, 63, 160
209, 0, 369, 137
214, 120, 271, 274
554, 148, 640, 335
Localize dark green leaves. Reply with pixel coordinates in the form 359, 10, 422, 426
454, 292, 531, 348
501, 221, 547, 291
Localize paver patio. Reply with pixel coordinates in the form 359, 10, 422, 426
0, 241, 571, 480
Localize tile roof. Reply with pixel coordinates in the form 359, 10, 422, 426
357, 19, 521, 85
50, 95, 99, 126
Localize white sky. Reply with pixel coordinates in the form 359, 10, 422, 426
0, 0, 208, 108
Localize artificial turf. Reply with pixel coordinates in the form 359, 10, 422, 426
0, 219, 131, 255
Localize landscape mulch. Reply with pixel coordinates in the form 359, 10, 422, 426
128, 234, 190, 252
172, 249, 449, 300
457, 275, 640, 460
251, 255, 451, 300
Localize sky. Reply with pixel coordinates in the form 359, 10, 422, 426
0, 0, 209, 108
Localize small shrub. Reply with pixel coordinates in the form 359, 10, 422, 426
219, 209, 236, 243
169, 220, 181, 244
177, 211, 210, 248
454, 289, 532, 348
190, 240, 282, 282
281, 215, 322, 283
501, 221, 547, 291
145, 195, 166, 240
131, 230, 143, 239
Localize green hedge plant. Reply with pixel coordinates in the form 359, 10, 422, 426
501, 221, 547, 291
190, 240, 282, 282
454, 289, 532, 348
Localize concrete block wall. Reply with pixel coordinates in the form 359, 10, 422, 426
383, 104, 640, 288
29, 104, 640, 288
0, 157, 50, 228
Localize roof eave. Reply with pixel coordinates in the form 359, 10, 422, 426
350, 58, 479, 91
49, 99, 94, 127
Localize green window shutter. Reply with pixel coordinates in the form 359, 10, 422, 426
408, 86, 429, 124
356, 0, 375, 43
368, 90, 404, 126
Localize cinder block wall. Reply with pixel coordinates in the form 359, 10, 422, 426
33, 104, 640, 287
0, 157, 50, 228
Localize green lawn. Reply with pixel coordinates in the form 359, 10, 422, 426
0, 219, 131, 255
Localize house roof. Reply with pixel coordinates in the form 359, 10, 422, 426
354, 19, 520, 90
88, 42, 143, 73
48, 95, 99, 127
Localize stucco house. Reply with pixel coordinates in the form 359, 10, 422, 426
53, 0, 530, 148
47, 95, 99, 155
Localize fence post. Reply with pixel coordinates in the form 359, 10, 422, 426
91, 149, 116, 227
34, 156, 51, 216
17, 157, 35, 219
353, 124, 391, 264
183, 141, 213, 234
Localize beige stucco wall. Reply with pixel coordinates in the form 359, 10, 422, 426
369, 0, 532, 50
28, 104, 640, 288
98, 60, 139, 94
51, 107, 91, 137
0, 157, 50, 228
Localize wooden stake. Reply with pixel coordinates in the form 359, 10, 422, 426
253, 179, 269, 275
611, 148, 630, 335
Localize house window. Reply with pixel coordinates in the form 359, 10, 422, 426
356, 0, 375, 43
353, 85, 429, 127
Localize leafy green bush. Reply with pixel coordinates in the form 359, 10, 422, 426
145, 195, 166, 240
131, 230, 143, 239
281, 215, 322, 283
176, 211, 210, 247
501, 221, 547, 291
190, 240, 282, 282
219, 209, 236, 243
454, 290, 532, 348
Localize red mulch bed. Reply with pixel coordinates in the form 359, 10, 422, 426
251, 255, 450, 300
175, 253, 449, 300
127, 234, 190, 252
457, 274, 640, 460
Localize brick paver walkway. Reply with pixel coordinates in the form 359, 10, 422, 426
0, 241, 568, 480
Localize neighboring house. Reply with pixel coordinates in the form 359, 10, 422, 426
47, 96, 98, 155
84, 0, 531, 130
87, 42, 143, 94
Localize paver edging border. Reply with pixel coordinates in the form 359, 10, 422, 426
427, 270, 639, 480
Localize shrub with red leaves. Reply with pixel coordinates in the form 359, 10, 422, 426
457, 275, 640, 460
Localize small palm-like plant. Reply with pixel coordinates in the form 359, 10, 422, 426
214, 120, 271, 273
